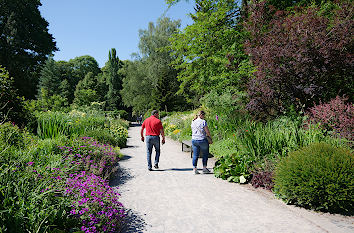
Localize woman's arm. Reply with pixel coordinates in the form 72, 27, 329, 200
204, 125, 212, 138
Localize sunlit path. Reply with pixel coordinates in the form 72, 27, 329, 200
112, 124, 353, 233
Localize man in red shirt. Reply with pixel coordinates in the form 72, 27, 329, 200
141, 110, 165, 171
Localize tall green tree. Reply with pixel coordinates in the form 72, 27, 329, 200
121, 58, 153, 113
169, 0, 250, 106
38, 57, 61, 97
104, 48, 124, 110
69, 55, 101, 83
121, 17, 187, 112
139, 17, 186, 111
0, 0, 57, 99
73, 72, 99, 106
56, 60, 76, 103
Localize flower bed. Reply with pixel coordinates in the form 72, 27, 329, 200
0, 121, 126, 232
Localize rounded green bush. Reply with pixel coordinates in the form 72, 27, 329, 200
274, 142, 354, 214
0, 122, 25, 148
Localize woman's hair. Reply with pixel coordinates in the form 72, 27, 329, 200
193, 110, 205, 120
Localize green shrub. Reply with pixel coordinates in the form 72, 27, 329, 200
0, 67, 32, 127
0, 122, 25, 149
210, 138, 238, 159
109, 124, 128, 147
214, 153, 254, 183
274, 143, 354, 214
159, 111, 168, 119
84, 129, 119, 147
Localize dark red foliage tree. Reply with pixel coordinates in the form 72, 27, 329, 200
244, 1, 353, 119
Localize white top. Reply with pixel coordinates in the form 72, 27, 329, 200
191, 118, 207, 140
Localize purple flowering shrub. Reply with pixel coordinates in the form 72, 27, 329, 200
307, 96, 353, 141
59, 137, 121, 180
65, 171, 125, 233
1, 122, 125, 232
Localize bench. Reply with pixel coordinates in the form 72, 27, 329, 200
181, 140, 213, 158
182, 140, 193, 158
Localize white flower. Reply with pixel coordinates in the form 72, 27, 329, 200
239, 175, 246, 184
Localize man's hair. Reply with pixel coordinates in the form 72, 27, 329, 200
151, 110, 159, 115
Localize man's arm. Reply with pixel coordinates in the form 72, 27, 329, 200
141, 125, 145, 142
160, 128, 165, 144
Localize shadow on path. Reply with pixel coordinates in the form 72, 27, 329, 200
120, 209, 147, 233
110, 155, 134, 187
110, 156, 147, 232
129, 122, 142, 127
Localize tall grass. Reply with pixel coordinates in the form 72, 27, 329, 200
235, 117, 342, 161
36, 111, 106, 139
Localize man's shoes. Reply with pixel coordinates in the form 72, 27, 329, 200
194, 169, 200, 175
203, 168, 211, 174
154, 164, 159, 169
148, 167, 152, 171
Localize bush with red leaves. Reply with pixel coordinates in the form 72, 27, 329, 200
250, 171, 274, 190
307, 96, 353, 141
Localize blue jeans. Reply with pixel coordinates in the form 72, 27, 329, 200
146, 136, 160, 168
192, 139, 209, 168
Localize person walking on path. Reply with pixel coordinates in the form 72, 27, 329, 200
191, 110, 213, 174
141, 110, 165, 171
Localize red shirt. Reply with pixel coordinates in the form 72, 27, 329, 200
142, 115, 163, 136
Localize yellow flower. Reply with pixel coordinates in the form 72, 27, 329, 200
173, 129, 181, 134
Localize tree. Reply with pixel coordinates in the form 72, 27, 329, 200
121, 59, 153, 112
121, 17, 187, 112
73, 72, 99, 106
69, 55, 101, 82
0, 0, 57, 99
56, 61, 76, 103
139, 17, 186, 111
244, 0, 353, 118
0, 67, 30, 127
38, 57, 61, 97
95, 73, 109, 103
104, 48, 124, 110
168, 0, 249, 106
59, 79, 70, 100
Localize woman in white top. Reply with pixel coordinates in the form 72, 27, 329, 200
191, 110, 213, 174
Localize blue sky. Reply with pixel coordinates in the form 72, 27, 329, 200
39, 0, 195, 68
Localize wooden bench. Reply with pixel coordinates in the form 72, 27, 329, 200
181, 140, 213, 158
182, 140, 193, 158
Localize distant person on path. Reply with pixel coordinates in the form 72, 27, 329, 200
137, 114, 143, 125
141, 110, 165, 171
191, 110, 213, 174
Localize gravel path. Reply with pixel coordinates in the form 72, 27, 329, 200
111, 124, 354, 233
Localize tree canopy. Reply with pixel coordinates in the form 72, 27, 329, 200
0, 0, 57, 99
121, 17, 188, 113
